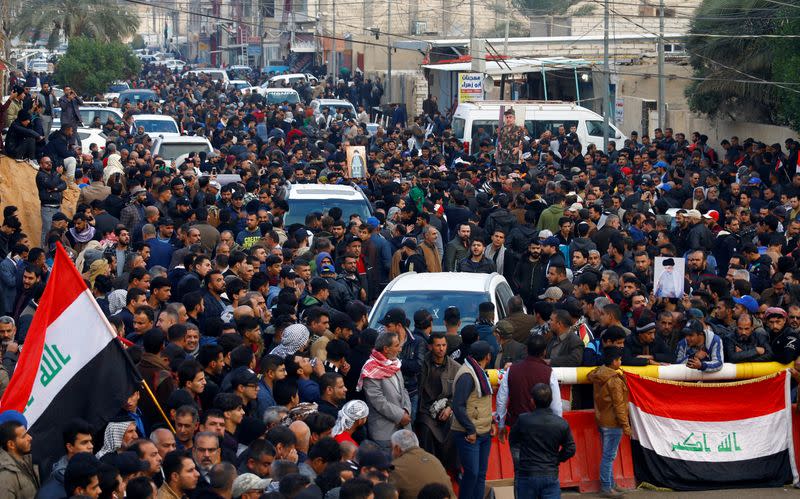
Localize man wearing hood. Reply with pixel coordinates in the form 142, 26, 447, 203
5, 109, 43, 162
536, 193, 566, 234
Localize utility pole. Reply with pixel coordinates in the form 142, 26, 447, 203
331, 0, 337, 80
657, 0, 665, 130
602, 0, 610, 151
503, 0, 510, 56
387, 0, 393, 103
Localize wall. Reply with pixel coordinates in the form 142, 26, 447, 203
616, 63, 797, 146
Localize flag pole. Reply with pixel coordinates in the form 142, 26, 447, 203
64, 242, 177, 435
138, 376, 177, 434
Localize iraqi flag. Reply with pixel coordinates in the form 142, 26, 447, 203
0, 243, 139, 463
627, 372, 798, 491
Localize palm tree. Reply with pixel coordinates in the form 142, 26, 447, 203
14, 0, 140, 49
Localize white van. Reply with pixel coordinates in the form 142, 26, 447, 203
183, 69, 231, 87
267, 73, 308, 88
451, 100, 626, 154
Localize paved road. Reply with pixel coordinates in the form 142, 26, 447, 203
563, 487, 799, 498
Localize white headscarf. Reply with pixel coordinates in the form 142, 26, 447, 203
270, 324, 310, 357
332, 400, 369, 437
96, 420, 135, 458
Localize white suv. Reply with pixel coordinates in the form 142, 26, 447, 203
369, 272, 518, 333
284, 183, 373, 226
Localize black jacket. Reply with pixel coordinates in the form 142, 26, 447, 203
622, 333, 675, 366
35, 169, 66, 206
509, 408, 576, 477
5, 119, 40, 148
46, 129, 73, 166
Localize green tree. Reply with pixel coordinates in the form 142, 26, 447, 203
54, 37, 141, 96
14, 0, 139, 49
771, 15, 800, 131
131, 34, 146, 51
685, 0, 782, 122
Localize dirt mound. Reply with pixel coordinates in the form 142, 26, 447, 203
0, 155, 80, 247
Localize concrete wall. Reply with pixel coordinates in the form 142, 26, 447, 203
616, 63, 797, 146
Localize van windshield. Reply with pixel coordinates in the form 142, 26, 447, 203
266, 92, 300, 104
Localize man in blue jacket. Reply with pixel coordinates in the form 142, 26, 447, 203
676, 320, 724, 372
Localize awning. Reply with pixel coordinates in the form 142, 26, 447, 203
422, 56, 593, 76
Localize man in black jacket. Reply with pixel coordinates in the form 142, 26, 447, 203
509, 383, 575, 499
622, 316, 675, 366
5, 110, 43, 161
35, 156, 66, 246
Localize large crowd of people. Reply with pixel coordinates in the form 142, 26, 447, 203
0, 60, 798, 499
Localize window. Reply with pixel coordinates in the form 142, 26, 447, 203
260, 0, 275, 17
413, 21, 427, 35
587, 120, 617, 137
524, 120, 578, 139
451, 117, 465, 138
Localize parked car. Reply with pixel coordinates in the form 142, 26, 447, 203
76, 128, 107, 152
103, 82, 130, 101
52, 106, 124, 129
369, 272, 518, 333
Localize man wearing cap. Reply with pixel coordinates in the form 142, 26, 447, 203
0, 411, 39, 498
390, 239, 427, 279
493, 320, 526, 370
723, 312, 773, 363
675, 320, 724, 372
622, 316, 675, 366
495, 108, 525, 165
763, 306, 800, 364
232, 472, 271, 499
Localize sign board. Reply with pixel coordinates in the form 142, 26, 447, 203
458, 73, 484, 103
615, 97, 625, 125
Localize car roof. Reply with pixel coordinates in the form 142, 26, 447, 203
385, 272, 499, 293
120, 89, 156, 95
314, 99, 354, 105
134, 114, 176, 121
155, 136, 210, 144
264, 88, 299, 93
286, 183, 362, 200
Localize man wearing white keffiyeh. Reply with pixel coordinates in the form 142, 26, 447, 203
95, 420, 138, 458
331, 400, 369, 446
